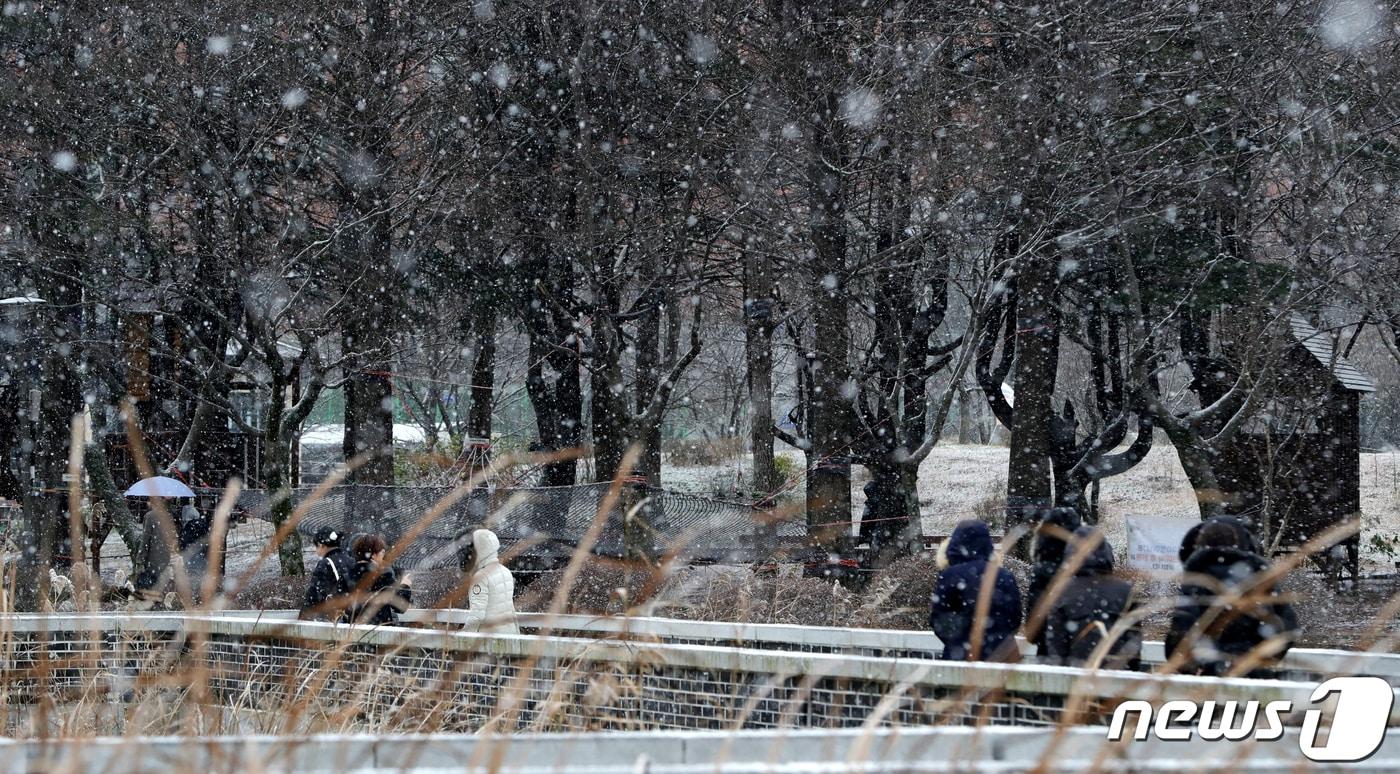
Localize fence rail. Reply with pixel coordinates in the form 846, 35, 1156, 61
394, 609, 1400, 684
0, 612, 1386, 742
216, 608, 1400, 683
10, 726, 1400, 773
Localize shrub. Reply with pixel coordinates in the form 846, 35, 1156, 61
971, 477, 1006, 531
773, 454, 801, 487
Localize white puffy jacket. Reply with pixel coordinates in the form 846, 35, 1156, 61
461, 528, 519, 634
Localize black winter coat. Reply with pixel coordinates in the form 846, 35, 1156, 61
348, 561, 413, 625
179, 512, 212, 588
1165, 546, 1298, 675
1041, 529, 1141, 669
929, 521, 1023, 661
1025, 507, 1084, 635
301, 547, 356, 620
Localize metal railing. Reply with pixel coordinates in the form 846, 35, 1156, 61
0, 612, 1373, 740
395, 609, 1400, 683
12, 725, 1400, 773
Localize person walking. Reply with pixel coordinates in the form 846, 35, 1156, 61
928, 519, 1022, 661
460, 528, 519, 635
300, 526, 356, 621
135, 498, 177, 599
1041, 527, 1142, 669
178, 498, 212, 600
1165, 520, 1298, 676
348, 534, 413, 625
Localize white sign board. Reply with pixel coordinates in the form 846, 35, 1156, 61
1125, 516, 1194, 575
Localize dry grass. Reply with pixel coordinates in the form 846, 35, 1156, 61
663, 436, 747, 467
663, 569, 859, 626
970, 477, 1007, 531
515, 559, 660, 615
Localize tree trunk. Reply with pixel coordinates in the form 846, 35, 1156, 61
1162, 424, 1231, 519
804, 89, 853, 548
590, 323, 630, 483
467, 308, 496, 441
1005, 256, 1059, 533
85, 441, 140, 565
634, 285, 664, 487
16, 274, 85, 610
343, 347, 396, 485
263, 397, 304, 576
165, 397, 220, 481
861, 459, 918, 562
527, 342, 582, 488
744, 250, 777, 499
336, 0, 397, 490
958, 383, 974, 445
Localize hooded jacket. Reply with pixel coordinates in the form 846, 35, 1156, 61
301, 545, 356, 621
136, 508, 177, 591
461, 529, 519, 635
1177, 516, 1264, 564
179, 505, 211, 588
1025, 507, 1084, 637
1041, 527, 1141, 669
928, 520, 1022, 661
1165, 544, 1298, 675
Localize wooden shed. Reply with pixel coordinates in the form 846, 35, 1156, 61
1213, 315, 1376, 573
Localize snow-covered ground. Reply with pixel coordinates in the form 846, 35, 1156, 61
662, 443, 1400, 567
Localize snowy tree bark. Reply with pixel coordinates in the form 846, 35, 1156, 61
744, 250, 778, 499
1004, 256, 1059, 531
803, 87, 855, 547
467, 308, 496, 442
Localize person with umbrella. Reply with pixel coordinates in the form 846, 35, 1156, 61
125, 477, 196, 601
134, 500, 176, 597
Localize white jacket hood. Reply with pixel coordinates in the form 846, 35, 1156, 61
472, 528, 500, 568
462, 527, 517, 635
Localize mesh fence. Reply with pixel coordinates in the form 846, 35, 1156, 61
0, 614, 1339, 739
493, 612, 1400, 685
209, 484, 803, 570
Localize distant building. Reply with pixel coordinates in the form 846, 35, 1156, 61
1213, 314, 1376, 573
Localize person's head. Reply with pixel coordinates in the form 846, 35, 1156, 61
353, 534, 388, 564
313, 526, 342, 557
1196, 521, 1240, 550
1070, 526, 1114, 574
1033, 507, 1082, 564
462, 528, 501, 572
1043, 507, 1083, 532
946, 519, 993, 565
1179, 514, 1264, 562
182, 497, 194, 507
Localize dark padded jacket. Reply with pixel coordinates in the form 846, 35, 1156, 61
1165, 545, 1298, 675
348, 561, 413, 625
929, 520, 1023, 661
1025, 507, 1084, 642
301, 547, 356, 621
1041, 527, 1141, 669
